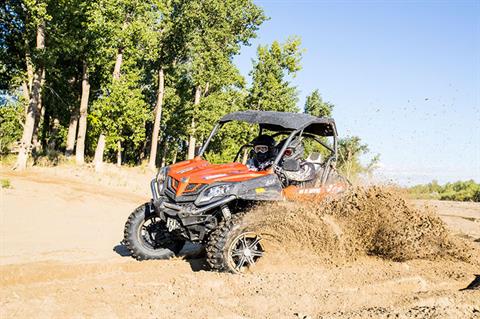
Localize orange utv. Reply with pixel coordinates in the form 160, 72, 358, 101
124, 110, 349, 273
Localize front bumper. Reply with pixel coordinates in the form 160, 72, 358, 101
153, 195, 236, 219
151, 194, 236, 242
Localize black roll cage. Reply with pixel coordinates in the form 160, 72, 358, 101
198, 121, 338, 167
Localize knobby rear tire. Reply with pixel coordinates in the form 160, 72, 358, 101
206, 213, 263, 273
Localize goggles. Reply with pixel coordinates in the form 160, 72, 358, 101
283, 148, 293, 157
254, 145, 269, 154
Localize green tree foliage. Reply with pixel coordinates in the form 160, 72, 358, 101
304, 89, 334, 117
87, 0, 162, 67
337, 136, 379, 181
303, 89, 334, 157
89, 72, 149, 164
0, 0, 50, 88
174, 0, 266, 159
0, 0, 380, 173
0, 0, 268, 167
246, 37, 303, 112
200, 90, 253, 163
409, 180, 480, 202
181, 0, 266, 89
0, 0, 28, 91
0, 100, 24, 154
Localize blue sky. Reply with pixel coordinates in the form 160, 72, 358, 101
234, 0, 480, 185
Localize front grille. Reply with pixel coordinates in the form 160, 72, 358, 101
165, 176, 207, 202
166, 176, 176, 192
185, 183, 201, 192
172, 178, 179, 189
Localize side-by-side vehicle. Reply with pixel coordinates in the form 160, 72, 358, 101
123, 110, 348, 273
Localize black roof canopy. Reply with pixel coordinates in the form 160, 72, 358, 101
219, 110, 337, 136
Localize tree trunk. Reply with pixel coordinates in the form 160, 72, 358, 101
14, 21, 45, 170
31, 68, 45, 155
148, 67, 165, 170
47, 119, 60, 152
76, 62, 90, 165
160, 142, 169, 168
113, 48, 123, 80
25, 44, 34, 91
203, 82, 209, 97
93, 49, 123, 171
21, 81, 30, 117
94, 134, 106, 172
117, 141, 122, 167
187, 85, 202, 159
15, 107, 37, 170
172, 147, 178, 164
65, 111, 78, 157
40, 102, 50, 151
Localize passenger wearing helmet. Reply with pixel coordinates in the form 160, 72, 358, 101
246, 135, 277, 171
277, 137, 316, 184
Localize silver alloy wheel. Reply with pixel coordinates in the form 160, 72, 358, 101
227, 232, 264, 273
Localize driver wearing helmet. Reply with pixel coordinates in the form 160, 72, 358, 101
277, 137, 316, 184
246, 135, 277, 171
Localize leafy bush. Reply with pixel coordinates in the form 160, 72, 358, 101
1, 178, 11, 189
408, 180, 480, 202
0, 101, 24, 154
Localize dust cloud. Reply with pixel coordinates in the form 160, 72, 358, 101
248, 186, 479, 265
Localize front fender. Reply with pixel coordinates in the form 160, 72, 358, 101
233, 175, 283, 201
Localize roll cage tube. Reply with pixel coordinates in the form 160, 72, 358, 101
272, 130, 299, 167
269, 131, 337, 155
198, 123, 222, 157
233, 144, 253, 163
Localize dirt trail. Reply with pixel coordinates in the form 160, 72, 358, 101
1, 167, 479, 318
1, 168, 147, 264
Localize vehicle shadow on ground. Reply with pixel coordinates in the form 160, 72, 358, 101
112, 242, 209, 272
179, 242, 210, 272
113, 243, 131, 257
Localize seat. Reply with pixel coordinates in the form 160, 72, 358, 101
306, 152, 323, 172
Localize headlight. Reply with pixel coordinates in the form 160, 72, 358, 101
155, 167, 168, 193
197, 184, 232, 204
157, 167, 168, 182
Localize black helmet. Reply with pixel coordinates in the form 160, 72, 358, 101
278, 137, 304, 160
251, 135, 276, 163
252, 135, 276, 148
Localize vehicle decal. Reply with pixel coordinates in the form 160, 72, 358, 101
203, 173, 229, 180
177, 166, 195, 174
298, 188, 323, 194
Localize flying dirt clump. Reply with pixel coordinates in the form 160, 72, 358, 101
248, 186, 479, 264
